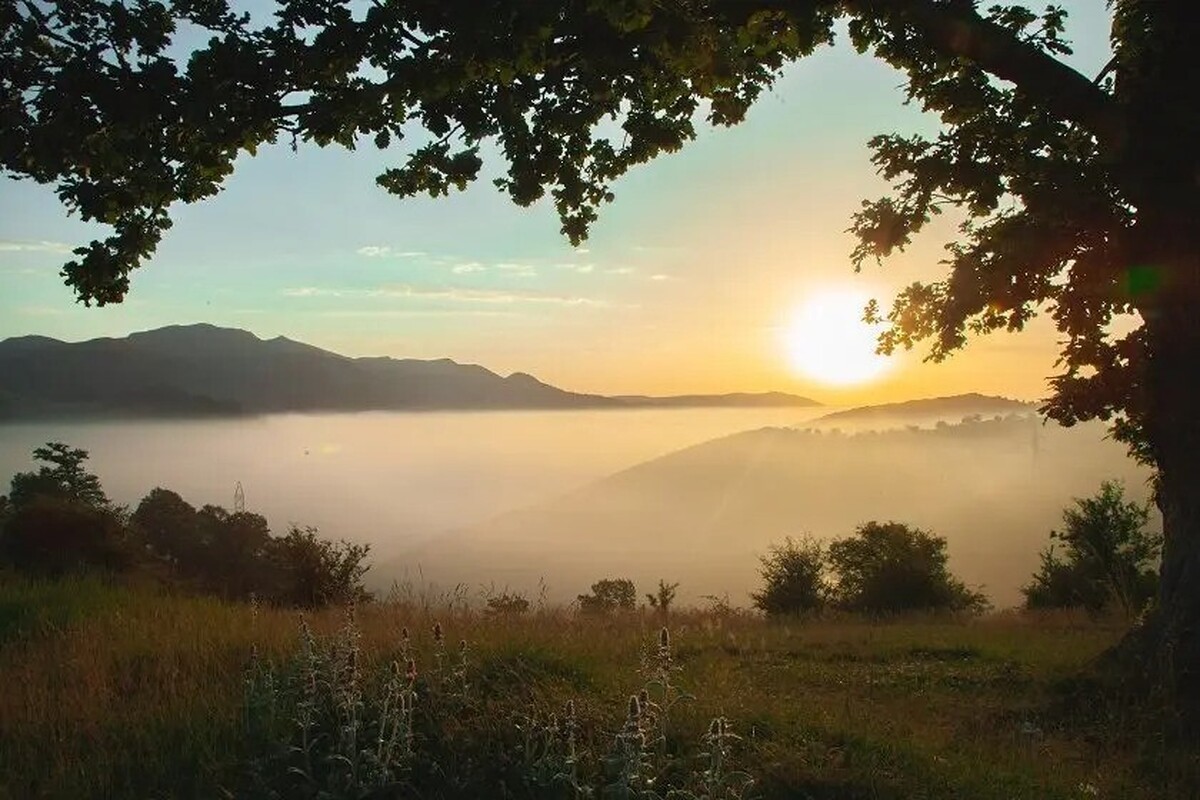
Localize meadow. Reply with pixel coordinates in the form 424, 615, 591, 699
1, 575, 1196, 800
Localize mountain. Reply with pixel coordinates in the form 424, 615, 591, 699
0, 324, 817, 418
393, 415, 1149, 608
810, 393, 1034, 428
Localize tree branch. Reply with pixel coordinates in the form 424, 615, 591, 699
841, 0, 1126, 153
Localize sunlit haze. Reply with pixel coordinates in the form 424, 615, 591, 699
783, 286, 895, 386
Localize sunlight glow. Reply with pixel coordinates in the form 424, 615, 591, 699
784, 287, 894, 386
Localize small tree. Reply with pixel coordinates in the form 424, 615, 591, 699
8, 443, 109, 509
1, 443, 129, 575
132, 487, 200, 566
646, 580, 680, 616
577, 578, 637, 615
268, 525, 372, 609
1024, 481, 1159, 617
827, 522, 988, 614
751, 537, 827, 616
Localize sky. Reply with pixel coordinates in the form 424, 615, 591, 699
0, 2, 1115, 404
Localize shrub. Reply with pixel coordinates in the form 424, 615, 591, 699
1023, 481, 1159, 616
485, 591, 531, 615
132, 487, 200, 565
827, 521, 988, 614
646, 579, 679, 615
1, 496, 133, 576
578, 578, 636, 615
268, 525, 372, 609
751, 537, 826, 616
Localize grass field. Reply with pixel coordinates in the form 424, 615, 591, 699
1, 574, 1196, 799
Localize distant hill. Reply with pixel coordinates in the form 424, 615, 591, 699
0, 324, 817, 418
811, 393, 1034, 427
615, 391, 819, 408
394, 416, 1149, 608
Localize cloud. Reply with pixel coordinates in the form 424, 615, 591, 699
315, 309, 520, 318
283, 285, 606, 307
15, 305, 68, 317
0, 240, 73, 254
649, 273, 674, 282
494, 262, 538, 277
356, 246, 426, 258
605, 267, 636, 276
556, 263, 595, 274
452, 262, 486, 274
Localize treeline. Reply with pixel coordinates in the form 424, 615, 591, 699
746, 483, 1160, 618
0, 443, 369, 608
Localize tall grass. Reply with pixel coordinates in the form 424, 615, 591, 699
0, 576, 1195, 799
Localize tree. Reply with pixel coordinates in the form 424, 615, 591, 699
827, 522, 988, 614
132, 487, 200, 565
577, 578, 637, 615
1, 496, 132, 576
8, 443, 109, 509
1024, 481, 1159, 617
5, 1, 1200, 705
1, 443, 129, 575
751, 537, 827, 616
268, 525, 372, 609
646, 579, 680, 615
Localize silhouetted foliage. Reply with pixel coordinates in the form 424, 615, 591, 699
646, 579, 680, 615
1, 497, 132, 576
1024, 481, 1159, 616
484, 591, 531, 616
8, 443, 109, 509
1, 444, 130, 575
3, 443, 371, 608
827, 522, 989, 615
752, 537, 827, 616
132, 487, 200, 565
268, 526, 371, 609
578, 578, 637, 615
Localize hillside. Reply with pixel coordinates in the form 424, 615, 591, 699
810, 393, 1034, 428
394, 415, 1150, 608
0, 325, 817, 418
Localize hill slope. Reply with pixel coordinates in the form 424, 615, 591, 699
396, 416, 1150, 608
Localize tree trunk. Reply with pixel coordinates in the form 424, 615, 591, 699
1113, 1, 1200, 731
1139, 291, 1200, 731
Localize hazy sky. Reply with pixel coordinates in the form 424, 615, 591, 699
0, 2, 1114, 403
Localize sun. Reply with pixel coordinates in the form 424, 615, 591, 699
783, 287, 894, 386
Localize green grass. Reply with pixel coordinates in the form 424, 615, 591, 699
0, 576, 1196, 799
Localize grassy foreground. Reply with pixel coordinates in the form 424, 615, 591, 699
0, 575, 1196, 799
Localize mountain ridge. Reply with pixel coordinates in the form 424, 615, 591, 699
0, 324, 819, 418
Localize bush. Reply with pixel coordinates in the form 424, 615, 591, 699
646, 579, 679, 615
827, 521, 988, 614
1023, 481, 1159, 616
751, 537, 826, 616
132, 487, 201, 565
1, 443, 131, 576
268, 525, 372, 609
1, 496, 133, 576
485, 591, 531, 615
578, 578, 636, 615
